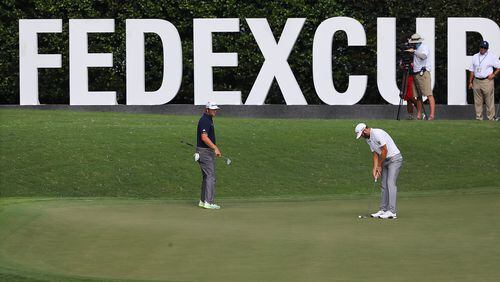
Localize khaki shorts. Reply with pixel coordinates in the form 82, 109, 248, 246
412, 71, 433, 98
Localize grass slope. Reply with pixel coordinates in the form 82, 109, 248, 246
1, 109, 499, 198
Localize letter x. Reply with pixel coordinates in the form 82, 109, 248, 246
245, 18, 307, 105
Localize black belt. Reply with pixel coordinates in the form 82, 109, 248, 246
475, 77, 487, 80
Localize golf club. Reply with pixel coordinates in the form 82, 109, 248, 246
180, 140, 195, 147
358, 178, 378, 219
180, 140, 232, 165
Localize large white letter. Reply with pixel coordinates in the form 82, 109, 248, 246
313, 17, 367, 105
377, 18, 435, 105
448, 18, 500, 105
193, 18, 240, 105
126, 19, 182, 105
245, 18, 307, 105
69, 19, 116, 105
19, 19, 62, 105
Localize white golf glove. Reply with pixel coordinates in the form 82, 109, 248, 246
194, 153, 200, 162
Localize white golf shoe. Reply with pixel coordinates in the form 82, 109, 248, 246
379, 211, 397, 219
198, 200, 204, 208
203, 202, 220, 210
370, 210, 385, 218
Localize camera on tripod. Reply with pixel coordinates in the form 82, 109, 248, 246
396, 41, 421, 121
398, 42, 417, 67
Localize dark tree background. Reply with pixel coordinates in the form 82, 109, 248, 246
0, 0, 498, 105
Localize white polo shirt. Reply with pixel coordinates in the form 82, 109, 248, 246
366, 128, 401, 158
469, 52, 500, 79
413, 43, 432, 73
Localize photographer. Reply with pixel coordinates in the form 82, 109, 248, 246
405, 33, 435, 120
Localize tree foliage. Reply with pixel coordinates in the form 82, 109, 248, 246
0, 0, 498, 104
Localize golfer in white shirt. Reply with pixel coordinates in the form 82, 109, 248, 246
355, 123, 403, 219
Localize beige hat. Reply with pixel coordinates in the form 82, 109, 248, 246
408, 33, 424, 43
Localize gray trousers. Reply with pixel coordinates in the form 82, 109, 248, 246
197, 147, 216, 204
380, 153, 403, 213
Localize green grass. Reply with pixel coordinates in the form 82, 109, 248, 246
1, 109, 499, 198
1, 109, 500, 281
1, 195, 499, 282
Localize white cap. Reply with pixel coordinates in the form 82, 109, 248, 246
206, 101, 220, 110
355, 123, 367, 139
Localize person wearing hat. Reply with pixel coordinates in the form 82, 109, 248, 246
468, 40, 500, 121
355, 123, 403, 219
405, 33, 435, 120
196, 101, 222, 209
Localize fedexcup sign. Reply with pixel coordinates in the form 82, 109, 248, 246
19, 17, 499, 106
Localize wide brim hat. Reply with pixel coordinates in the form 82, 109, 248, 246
408, 33, 424, 43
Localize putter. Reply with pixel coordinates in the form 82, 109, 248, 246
359, 178, 378, 219
180, 140, 232, 165
180, 140, 195, 147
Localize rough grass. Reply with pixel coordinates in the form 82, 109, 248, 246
1, 109, 499, 198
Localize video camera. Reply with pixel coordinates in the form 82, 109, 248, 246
398, 42, 417, 67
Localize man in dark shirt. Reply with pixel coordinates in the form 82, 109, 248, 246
196, 101, 222, 209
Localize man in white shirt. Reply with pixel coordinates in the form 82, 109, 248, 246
406, 33, 435, 120
468, 41, 500, 121
355, 123, 403, 219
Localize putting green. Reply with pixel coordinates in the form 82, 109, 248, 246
1, 193, 499, 281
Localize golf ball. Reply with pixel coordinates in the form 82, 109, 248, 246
358, 215, 362, 219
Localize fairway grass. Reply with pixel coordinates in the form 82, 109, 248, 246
1, 194, 499, 282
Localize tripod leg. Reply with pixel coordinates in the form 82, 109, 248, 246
495, 100, 500, 120
397, 98, 402, 120
397, 70, 409, 121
